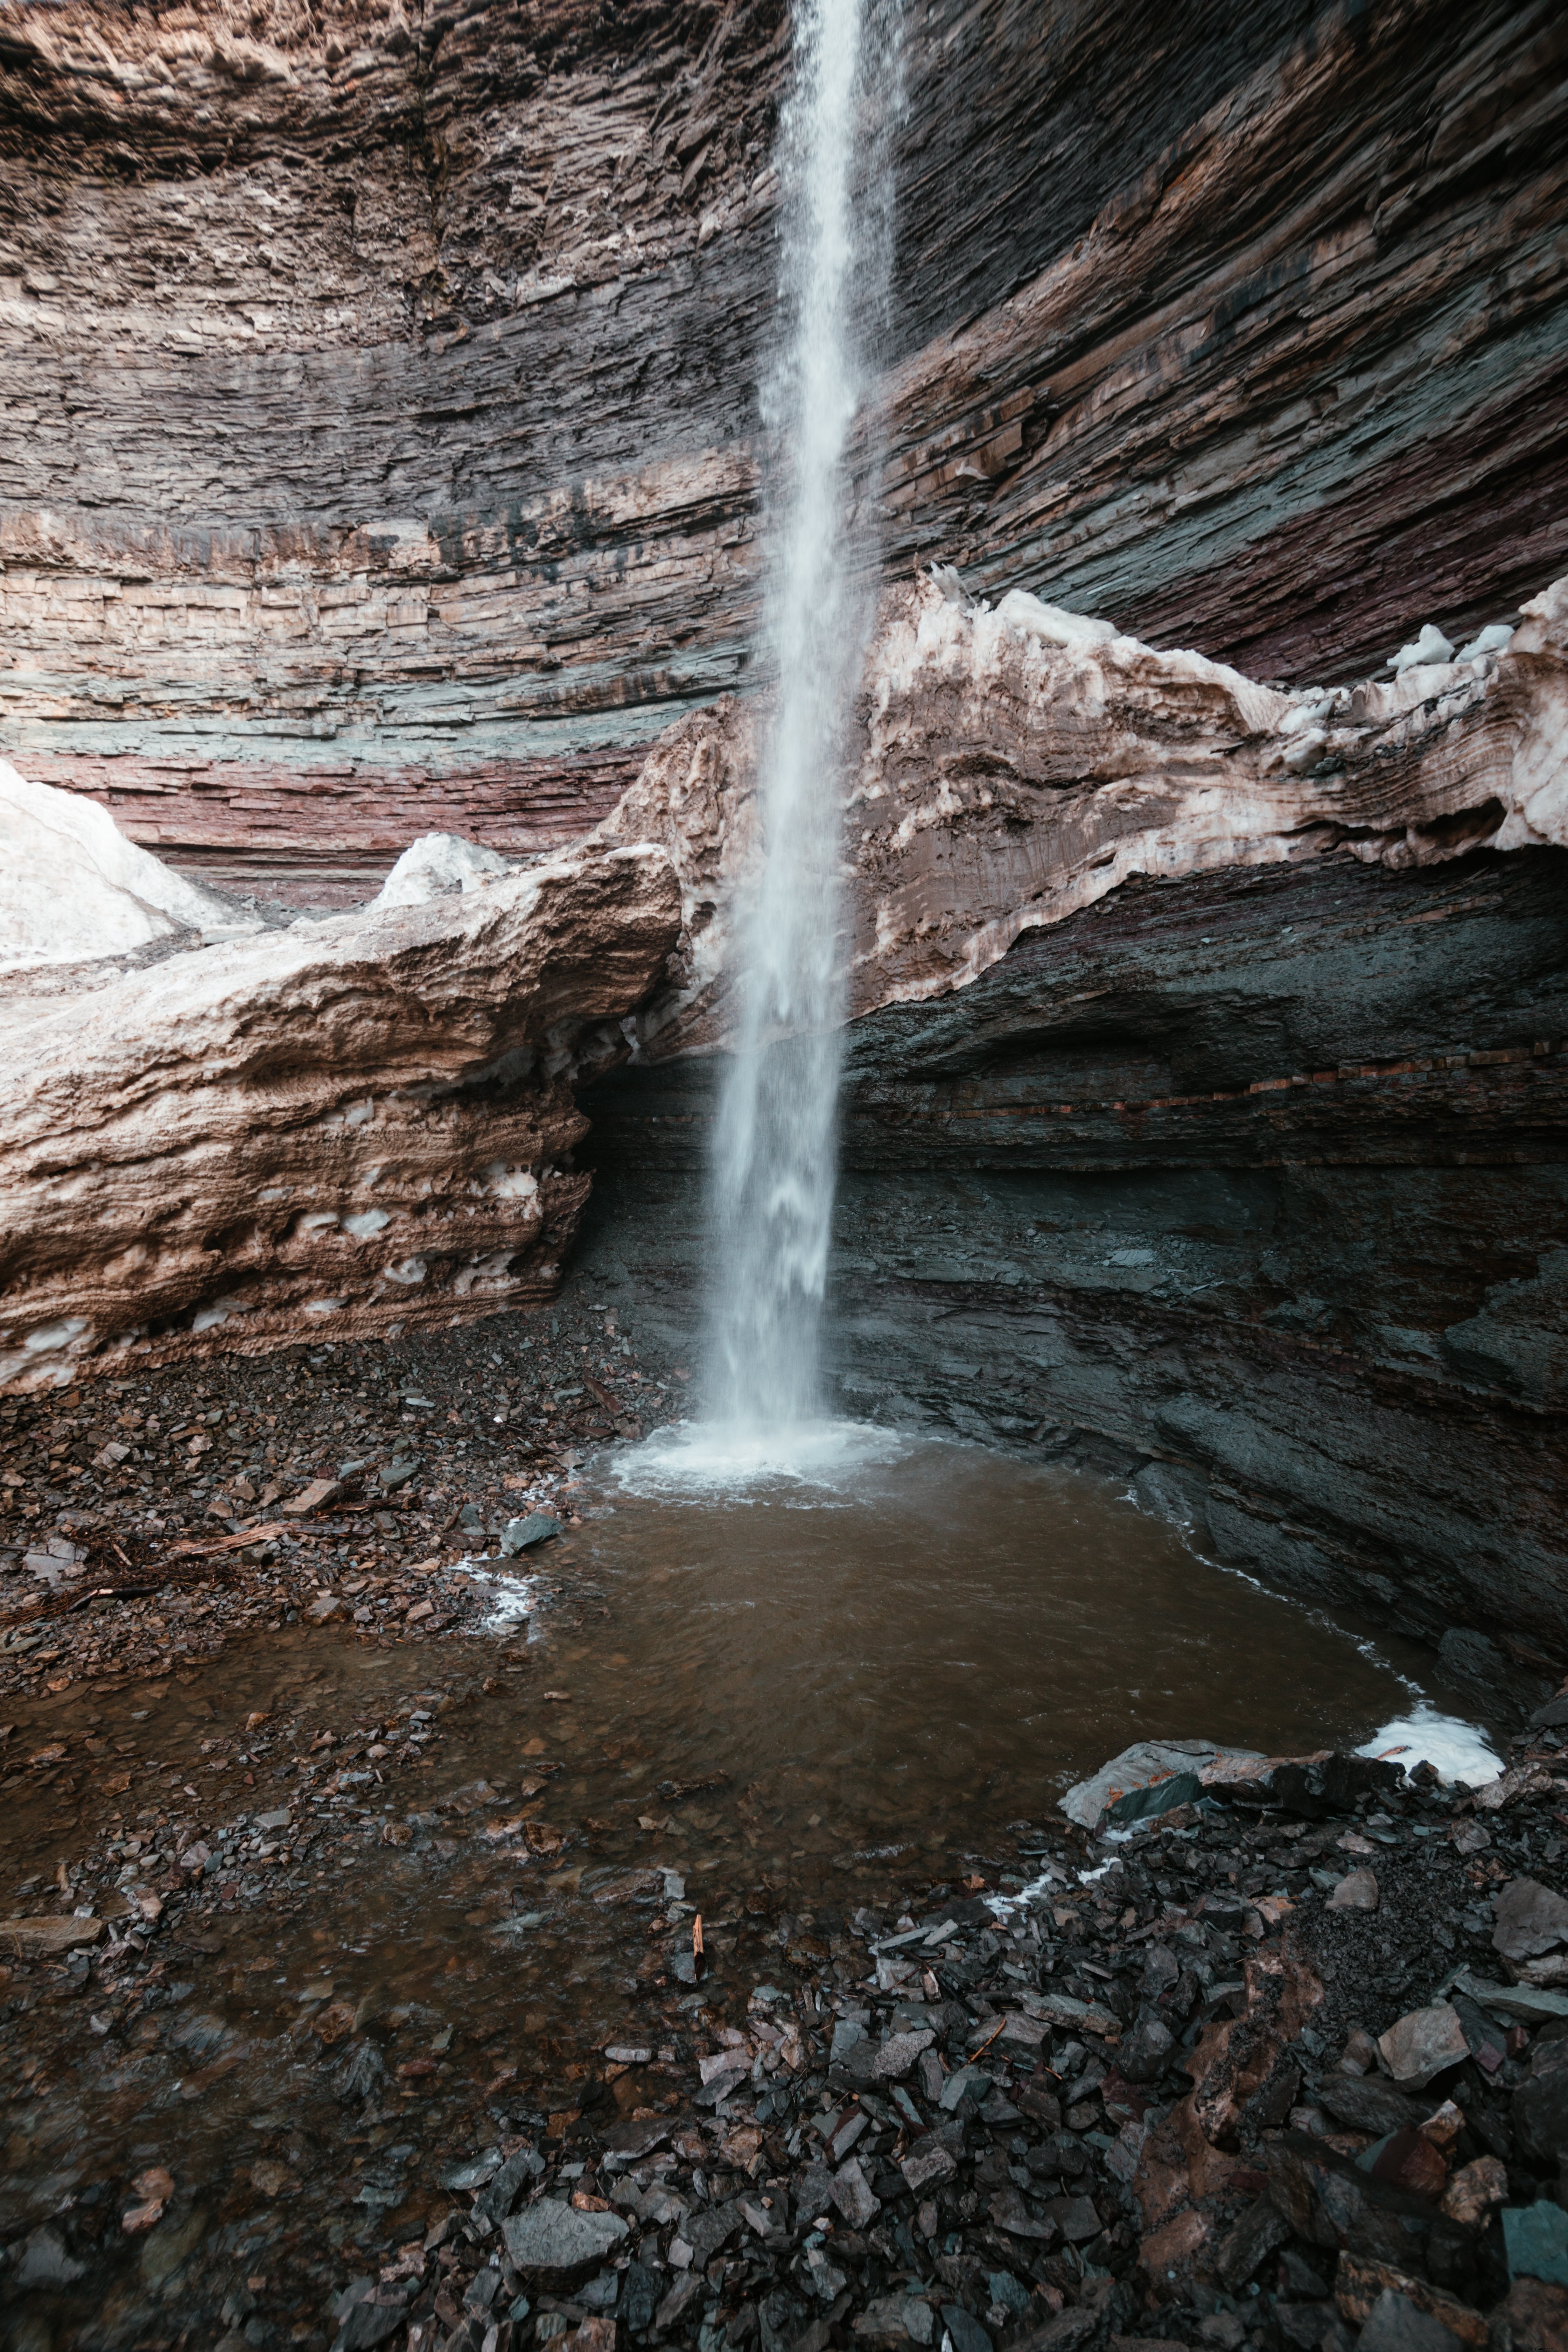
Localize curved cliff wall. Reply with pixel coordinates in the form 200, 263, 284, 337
2, 0, 1565, 897
2, 0, 1565, 1665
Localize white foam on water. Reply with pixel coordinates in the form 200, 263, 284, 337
609, 1416, 909, 1500
457, 1558, 544, 1633
1357, 1703, 1503, 1785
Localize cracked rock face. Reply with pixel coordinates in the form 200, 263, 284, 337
0, 830, 680, 1389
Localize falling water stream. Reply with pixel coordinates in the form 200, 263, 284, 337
707, 0, 893, 1444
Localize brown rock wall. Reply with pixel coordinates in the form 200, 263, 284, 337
4, 0, 1566, 890
0, 838, 681, 1388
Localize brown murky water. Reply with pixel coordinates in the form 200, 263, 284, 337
0, 1437, 1479, 2338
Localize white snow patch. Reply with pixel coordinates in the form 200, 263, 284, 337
461, 1560, 545, 1632
0, 759, 233, 972
992, 587, 1120, 650
371, 832, 511, 909
1455, 623, 1516, 664
342, 1209, 391, 1240
1357, 1703, 1503, 1786
1388, 622, 1456, 673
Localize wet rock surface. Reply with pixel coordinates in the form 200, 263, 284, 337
0, 1298, 682, 1698
4, 1624, 1568, 2352
577, 839, 1568, 1658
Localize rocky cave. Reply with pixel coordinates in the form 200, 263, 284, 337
2, 3, 1568, 2350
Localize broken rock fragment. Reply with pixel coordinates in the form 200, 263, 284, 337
501, 2201, 629, 2281
1378, 2003, 1470, 2091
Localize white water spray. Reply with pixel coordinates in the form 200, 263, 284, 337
706, 0, 896, 1446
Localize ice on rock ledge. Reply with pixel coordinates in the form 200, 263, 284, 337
371, 832, 512, 909
1455, 623, 1516, 664
0, 760, 233, 972
1388, 622, 1456, 673
993, 587, 1120, 650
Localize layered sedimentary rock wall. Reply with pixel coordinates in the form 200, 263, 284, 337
580, 841, 1568, 1670
575, 582, 1568, 1667
3, 0, 1566, 1657
0, 834, 679, 1388
3, 0, 1565, 896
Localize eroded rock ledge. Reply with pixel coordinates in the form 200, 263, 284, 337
599, 571, 1568, 1056
0, 835, 679, 1390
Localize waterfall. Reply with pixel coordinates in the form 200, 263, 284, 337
706, 0, 896, 1442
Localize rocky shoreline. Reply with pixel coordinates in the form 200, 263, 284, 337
5, 1598, 1568, 2352
0, 1304, 686, 1702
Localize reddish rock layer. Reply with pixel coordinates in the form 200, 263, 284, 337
2, 0, 1565, 891
0, 839, 681, 1389
19, 745, 642, 904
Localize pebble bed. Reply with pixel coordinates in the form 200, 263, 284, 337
6, 1686, 1568, 2352
0, 1302, 684, 1700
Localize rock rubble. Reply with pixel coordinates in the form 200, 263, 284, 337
8, 1677, 1568, 2352
0, 1300, 682, 1699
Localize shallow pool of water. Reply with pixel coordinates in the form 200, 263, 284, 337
0, 1433, 1490, 2327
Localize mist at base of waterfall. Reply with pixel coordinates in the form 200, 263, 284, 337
608, 1413, 909, 1499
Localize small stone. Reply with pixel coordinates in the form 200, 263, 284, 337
941, 2308, 992, 2352
307, 1593, 344, 1623
501, 1513, 561, 1554
940, 2065, 991, 2112
17, 2224, 87, 2286
655, 2272, 705, 2332
988, 2184, 1055, 2240
1215, 2194, 1290, 2291
853, 2296, 934, 2343
1506, 2202, 1568, 2289
0, 1914, 104, 1959
284, 1477, 343, 1517
874, 2028, 934, 2080
1440, 2156, 1508, 2227
622, 2262, 660, 2333
1328, 1867, 1380, 1911
1496, 1881, 1568, 1965
1357, 2288, 1463, 2352
830, 2156, 880, 2228
502, 2201, 629, 2279
901, 2141, 958, 2194
1378, 2002, 1469, 2091
1044, 2192, 1100, 2243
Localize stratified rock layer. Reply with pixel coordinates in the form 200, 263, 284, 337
571, 578, 1568, 1658
3, 0, 1565, 894
0, 836, 680, 1388
599, 571, 1568, 1053
580, 840, 1568, 1658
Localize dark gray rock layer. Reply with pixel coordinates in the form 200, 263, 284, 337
577, 848, 1568, 1661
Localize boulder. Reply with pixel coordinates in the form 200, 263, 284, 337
1378, 2004, 1470, 2092
1059, 1740, 1256, 1832
1513, 2046, 1568, 2165
1495, 1881, 1568, 1965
